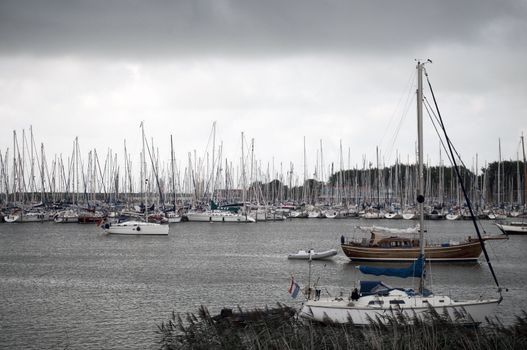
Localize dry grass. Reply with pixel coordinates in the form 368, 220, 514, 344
156, 305, 527, 350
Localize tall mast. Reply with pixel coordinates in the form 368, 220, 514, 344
521, 133, 526, 208
13, 130, 17, 203
517, 150, 521, 206
30, 126, 35, 201
320, 139, 324, 183
41, 143, 45, 202
170, 135, 176, 208
211, 121, 216, 202
376, 146, 380, 208
141, 122, 147, 217
303, 136, 307, 204
416, 61, 426, 292
241, 132, 246, 205
498, 138, 502, 206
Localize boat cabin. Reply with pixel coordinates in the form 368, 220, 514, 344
367, 232, 419, 248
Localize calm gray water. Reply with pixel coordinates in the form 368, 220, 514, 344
0, 219, 525, 349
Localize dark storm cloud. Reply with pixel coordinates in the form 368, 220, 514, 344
0, 0, 525, 58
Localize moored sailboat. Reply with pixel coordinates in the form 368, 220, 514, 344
495, 221, 527, 235
104, 122, 168, 235
103, 220, 169, 235
4, 210, 51, 223
300, 61, 503, 325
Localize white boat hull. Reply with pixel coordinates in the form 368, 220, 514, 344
186, 211, 255, 223
289, 210, 308, 218
104, 221, 169, 235
496, 223, 527, 235
54, 216, 79, 223
249, 210, 286, 222
362, 212, 383, 219
325, 212, 338, 219
402, 213, 416, 220
288, 249, 338, 260
307, 211, 324, 218
446, 213, 461, 221
4, 212, 50, 223
3, 214, 20, 223
166, 215, 182, 223
384, 212, 402, 219
301, 295, 499, 325
54, 210, 79, 223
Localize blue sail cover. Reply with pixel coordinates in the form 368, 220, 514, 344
358, 255, 425, 278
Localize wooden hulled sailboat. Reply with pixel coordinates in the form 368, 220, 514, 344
300, 61, 502, 325
341, 223, 506, 262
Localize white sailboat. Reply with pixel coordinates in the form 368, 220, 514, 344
4, 210, 51, 223
104, 122, 168, 235
299, 61, 502, 325
495, 221, 527, 235
185, 208, 256, 223
54, 209, 79, 223
103, 220, 169, 235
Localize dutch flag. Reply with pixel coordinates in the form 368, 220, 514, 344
288, 277, 301, 299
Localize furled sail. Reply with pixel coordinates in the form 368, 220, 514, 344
358, 225, 420, 234
358, 255, 424, 278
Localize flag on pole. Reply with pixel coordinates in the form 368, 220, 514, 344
288, 277, 301, 299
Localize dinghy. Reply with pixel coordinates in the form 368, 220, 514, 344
287, 249, 337, 260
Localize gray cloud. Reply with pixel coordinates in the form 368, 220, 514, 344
0, 0, 525, 58
0, 0, 526, 170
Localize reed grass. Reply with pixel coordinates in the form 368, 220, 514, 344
156, 305, 527, 350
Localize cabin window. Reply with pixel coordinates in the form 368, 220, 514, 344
422, 300, 428, 303
439, 300, 444, 303
368, 300, 384, 305
389, 300, 405, 305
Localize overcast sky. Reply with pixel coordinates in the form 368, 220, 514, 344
1, 0, 526, 181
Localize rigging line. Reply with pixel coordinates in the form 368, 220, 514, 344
424, 94, 489, 236
423, 95, 470, 172
426, 97, 492, 230
379, 70, 416, 153
423, 101, 455, 168
381, 70, 417, 163
423, 96, 469, 170
143, 137, 164, 204
385, 92, 415, 164
423, 95, 491, 235
424, 69, 502, 294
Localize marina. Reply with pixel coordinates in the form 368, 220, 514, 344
1, 1, 526, 347
0, 59, 525, 348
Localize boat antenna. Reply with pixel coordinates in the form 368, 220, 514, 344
423, 67, 503, 299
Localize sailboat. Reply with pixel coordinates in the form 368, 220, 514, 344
299, 61, 502, 325
495, 221, 527, 235
104, 123, 168, 235
185, 200, 256, 223
340, 227, 505, 262
494, 135, 527, 235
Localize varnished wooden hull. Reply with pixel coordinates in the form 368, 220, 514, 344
341, 241, 483, 262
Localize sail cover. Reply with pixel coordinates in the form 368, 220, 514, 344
358, 255, 424, 278
358, 225, 419, 234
